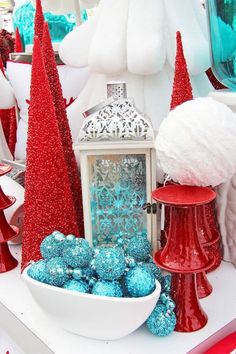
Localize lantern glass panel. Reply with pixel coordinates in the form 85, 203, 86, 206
88, 153, 147, 247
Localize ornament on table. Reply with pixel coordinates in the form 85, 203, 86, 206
21, 36, 82, 269
206, 0, 236, 267
0, 163, 19, 273
74, 81, 157, 250
59, 0, 213, 139
42, 22, 84, 233
28, 231, 164, 301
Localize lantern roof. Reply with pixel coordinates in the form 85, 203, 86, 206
78, 98, 154, 143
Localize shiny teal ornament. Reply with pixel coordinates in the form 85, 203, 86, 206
94, 248, 126, 281
159, 293, 176, 311
27, 260, 48, 283
62, 239, 93, 268
161, 275, 172, 293
72, 266, 95, 281
40, 234, 65, 260
142, 262, 162, 282
45, 257, 69, 287
125, 265, 155, 297
63, 279, 89, 293
125, 256, 137, 268
92, 280, 123, 297
146, 304, 176, 336
126, 236, 151, 262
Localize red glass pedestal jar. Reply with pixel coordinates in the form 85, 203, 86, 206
153, 185, 215, 332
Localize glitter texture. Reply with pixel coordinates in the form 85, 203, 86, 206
94, 248, 126, 281
126, 236, 151, 262
125, 265, 155, 297
42, 22, 84, 236
63, 279, 89, 293
40, 234, 65, 260
146, 304, 176, 336
142, 262, 162, 282
170, 31, 193, 111
27, 260, 48, 283
92, 280, 123, 297
45, 257, 69, 287
62, 241, 93, 268
161, 275, 172, 293
34, 0, 44, 45
21, 37, 79, 269
15, 27, 23, 52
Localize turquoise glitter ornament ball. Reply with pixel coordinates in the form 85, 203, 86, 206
45, 257, 69, 287
94, 248, 126, 281
161, 275, 172, 293
159, 293, 176, 311
72, 266, 95, 281
146, 304, 176, 336
125, 265, 156, 297
126, 236, 152, 262
92, 280, 123, 297
27, 260, 48, 283
62, 239, 93, 268
142, 262, 162, 282
63, 279, 89, 293
40, 233, 65, 260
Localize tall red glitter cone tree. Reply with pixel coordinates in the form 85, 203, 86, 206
22, 36, 79, 269
34, 0, 44, 44
42, 22, 84, 236
15, 27, 23, 52
170, 31, 193, 110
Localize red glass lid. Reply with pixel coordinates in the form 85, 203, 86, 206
0, 163, 12, 176
152, 185, 216, 207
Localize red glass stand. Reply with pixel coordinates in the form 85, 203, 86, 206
153, 185, 216, 332
0, 164, 18, 273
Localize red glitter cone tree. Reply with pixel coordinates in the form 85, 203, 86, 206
15, 27, 23, 52
170, 31, 193, 110
42, 22, 84, 235
22, 36, 79, 269
34, 0, 44, 44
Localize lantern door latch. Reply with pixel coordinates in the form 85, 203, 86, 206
142, 203, 157, 214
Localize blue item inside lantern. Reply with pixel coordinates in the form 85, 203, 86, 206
89, 154, 148, 247
13, 1, 83, 49
207, 0, 236, 90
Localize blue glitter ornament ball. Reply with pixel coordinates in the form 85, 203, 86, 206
72, 266, 95, 281
146, 304, 176, 336
92, 280, 123, 297
159, 293, 176, 311
161, 275, 172, 293
142, 262, 162, 282
27, 260, 48, 283
94, 248, 126, 281
62, 239, 93, 268
126, 236, 152, 262
45, 257, 69, 287
63, 279, 89, 293
40, 233, 65, 260
125, 265, 156, 297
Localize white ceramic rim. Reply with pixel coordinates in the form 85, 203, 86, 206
22, 265, 161, 303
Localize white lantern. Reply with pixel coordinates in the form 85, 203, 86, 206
74, 82, 157, 249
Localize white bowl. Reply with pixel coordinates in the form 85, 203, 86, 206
22, 266, 161, 340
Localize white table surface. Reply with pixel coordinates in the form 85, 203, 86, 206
0, 245, 235, 354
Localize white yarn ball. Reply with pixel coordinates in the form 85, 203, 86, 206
156, 97, 236, 187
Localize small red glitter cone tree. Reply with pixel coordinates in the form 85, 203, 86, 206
21, 36, 79, 269
14, 27, 23, 52
42, 22, 84, 236
34, 0, 44, 44
170, 31, 193, 110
